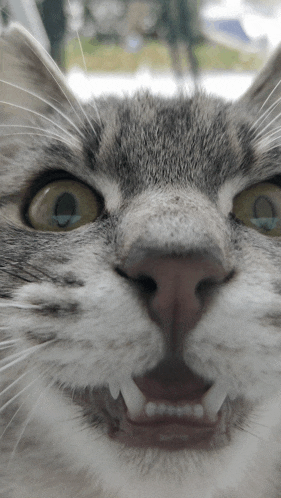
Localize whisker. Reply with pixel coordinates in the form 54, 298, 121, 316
0, 340, 19, 347
0, 122, 74, 140
28, 39, 99, 135
0, 382, 36, 414
0, 365, 38, 399
0, 99, 83, 140
259, 79, 281, 114
0, 79, 85, 138
0, 342, 54, 375
251, 98, 281, 134
0, 345, 16, 351
0, 302, 40, 309
256, 135, 281, 149
0, 124, 77, 148
0, 401, 25, 439
0, 366, 51, 415
0, 132, 77, 148
0, 347, 40, 366
8, 374, 54, 462
259, 146, 281, 153
66, 0, 102, 128
254, 125, 281, 143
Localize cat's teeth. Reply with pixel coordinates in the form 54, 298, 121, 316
120, 377, 146, 418
144, 402, 204, 419
108, 381, 120, 400
202, 380, 230, 420
115, 377, 230, 422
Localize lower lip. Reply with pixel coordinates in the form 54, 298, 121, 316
69, 388, 230, 451
115, 415, 223, 451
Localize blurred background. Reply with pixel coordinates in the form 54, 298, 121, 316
0, 0, 281, 99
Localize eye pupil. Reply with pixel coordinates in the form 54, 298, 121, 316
53, 192, 80, 228
251, 195, 278, 232
253, 195, 276, 220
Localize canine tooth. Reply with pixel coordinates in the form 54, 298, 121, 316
120, 377, 146, 418
202, 380, 230, 419
108, 381, 120, 400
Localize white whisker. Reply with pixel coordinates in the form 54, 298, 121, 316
0, 345, 15, 351
257, 135, 281, 147
0, 401, 25, 439
28, 38, 99, 133
0, 382, 36, 414
0, 366, 51, 415
66, 0, 102, 128
0, 78, 86, 137
0, 132, 77, 148
0, 342, 54, 374
256, 145, 281, 154
259, 79, 281, 114
255, 125, 281, 143
0, 366, 37, 399
0, 343, 53, 364
0, 98, 84, 139
251, 97, 281, 135
0, 302, 40, 309
0, 123, 76, 143
9, 374, 54, 462
0, 340, 19, 346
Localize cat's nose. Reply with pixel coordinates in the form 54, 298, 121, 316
120, 254, 230, 353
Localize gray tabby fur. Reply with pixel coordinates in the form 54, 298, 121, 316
1, 23, 281, 498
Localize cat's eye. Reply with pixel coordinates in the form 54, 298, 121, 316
27, 179, 101, 231
232, 182, 281, 237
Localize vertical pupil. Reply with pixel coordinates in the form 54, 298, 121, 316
253, 195, 275, 220
54, 192, 76, 227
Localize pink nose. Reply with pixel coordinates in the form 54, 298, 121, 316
124, 255, 229, 353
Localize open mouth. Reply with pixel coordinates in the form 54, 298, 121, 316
69, 359, 235, 451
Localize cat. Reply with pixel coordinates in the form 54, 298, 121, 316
2, 22, 281, 498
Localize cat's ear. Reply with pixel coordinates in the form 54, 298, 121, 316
0, 23, 78, 122
238, 45, 281, 116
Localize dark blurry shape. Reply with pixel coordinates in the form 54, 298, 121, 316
123, 0, 200, 86
81, 0, 127, 43
159, 0, 200, 86
39, 0, 67, 68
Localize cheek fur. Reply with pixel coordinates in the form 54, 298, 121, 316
10, 276, 164, 386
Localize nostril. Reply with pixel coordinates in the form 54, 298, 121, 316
195, 277, 219, 303
134, 275, 157, 294
115, 267, 157, 295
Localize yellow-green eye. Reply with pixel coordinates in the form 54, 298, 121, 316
27, 179, 101, 231
232, 182, 281, 237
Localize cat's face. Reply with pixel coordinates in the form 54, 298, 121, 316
2, 25, 281, 498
